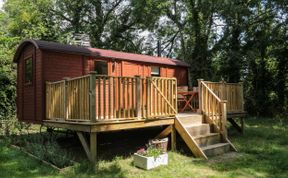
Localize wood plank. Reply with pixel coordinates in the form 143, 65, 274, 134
98, 77, 101, 120
103, 77, 106, 120
108, 76, 111, 119
91, 118, 174, 132
136, 76, 141, 119
155, 125, 172, 139
113, 77, 116, 119
76, 132, 92, 162
118, 77, 121, 118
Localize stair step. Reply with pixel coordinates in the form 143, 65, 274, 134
193, 133, 221, 147
178, 114, 203, 126
202, 143, 230, 157
186, 124, 210, 137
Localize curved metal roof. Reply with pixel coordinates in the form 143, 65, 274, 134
13, 39, 190, 67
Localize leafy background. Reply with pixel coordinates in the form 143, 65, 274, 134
0, 0, 287, 119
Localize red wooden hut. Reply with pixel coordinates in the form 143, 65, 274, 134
13, 39, 247, 162
14, 39, 190, 124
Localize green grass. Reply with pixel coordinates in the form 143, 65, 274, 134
0, 117, 287, 178
0, 140, 59, 178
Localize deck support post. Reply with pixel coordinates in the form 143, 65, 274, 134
197, 79, 204, 114
76, 131, 97, 164
90, 132, 97, 164
171, 125, 176, 151
89, 73, 96, 122
135, 75, 141, 119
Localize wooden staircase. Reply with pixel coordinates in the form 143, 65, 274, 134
175, 113, 236, 159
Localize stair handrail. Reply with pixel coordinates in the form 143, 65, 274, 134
198, 79, 227, 140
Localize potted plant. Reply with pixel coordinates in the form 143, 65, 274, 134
133, 143, 168, 170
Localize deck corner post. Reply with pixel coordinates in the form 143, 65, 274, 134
197, 79, 204, 114
135, 75, 142, 119
89, 74, 96, 122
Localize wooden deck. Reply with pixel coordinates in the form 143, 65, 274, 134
44, 75, 245, 162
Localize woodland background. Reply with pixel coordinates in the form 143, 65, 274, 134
0, 0, 287, 119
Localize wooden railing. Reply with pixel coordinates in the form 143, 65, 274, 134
198, 80, 227, 139
46, 74, 177, 122
46, 75, 90, 121
204, 81, 244, 113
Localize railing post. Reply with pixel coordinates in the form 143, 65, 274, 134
239, 82, 244, 111
220, 79, 226, 100
221, 100, 227, 140
62, 77, 70, 120
135, 75, 142, 119
146, 77, 151, 118
89, 74, 96, 122
63, 79, 67, 120
174, 78, 178, 114
197, 79, 204, 114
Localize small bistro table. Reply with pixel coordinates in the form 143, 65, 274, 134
177, 91, 198, 112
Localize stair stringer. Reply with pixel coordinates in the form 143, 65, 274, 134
175, 116, 208, 159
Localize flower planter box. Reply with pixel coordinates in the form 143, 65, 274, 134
133, 153, 168, 170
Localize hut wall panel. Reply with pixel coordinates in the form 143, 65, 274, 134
21, 45, 35, 122
35, 49, 43, 121
83, 56, 91, 74
43, 51, 84, 82
122, 61, 140, 76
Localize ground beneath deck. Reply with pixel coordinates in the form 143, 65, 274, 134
55, 126, 193, 162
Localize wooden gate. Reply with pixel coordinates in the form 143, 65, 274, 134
147, 77, 177, 118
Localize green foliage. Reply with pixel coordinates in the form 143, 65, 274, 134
0, 35, 18, 119
0, 0, 287, 117
145, 146, 162, 158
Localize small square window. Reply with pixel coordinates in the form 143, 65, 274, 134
25, 58, 33, 83
151, 66, 160, 76
94, 60, 108, 75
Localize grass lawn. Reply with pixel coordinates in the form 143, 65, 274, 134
0, 117, 287, 178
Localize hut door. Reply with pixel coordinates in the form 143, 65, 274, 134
22, 57, 35, 121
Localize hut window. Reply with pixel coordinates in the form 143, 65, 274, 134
151, 66, 160, 76
25, 58, 33, 83
94, 60, 108, 75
